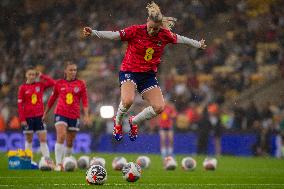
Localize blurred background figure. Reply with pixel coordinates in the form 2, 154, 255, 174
197, 108, 211, 155
208, 103, 223, 156
158, 101, 177, 158
18, 67, 55, 158
197, 103, 223, 156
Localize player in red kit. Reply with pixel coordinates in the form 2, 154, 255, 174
158, 102, 177, 158
18, 67, 55, 158
83, 2, 206, 141
43, 61, 89, 171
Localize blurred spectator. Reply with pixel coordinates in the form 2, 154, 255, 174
197, 108, 211, 154
0, 114, 5, 132
245, 101, 259, 130
208, 103, 223, 156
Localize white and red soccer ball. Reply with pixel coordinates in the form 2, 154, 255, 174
86, 165, 107, 185
63, 156, 77, 172
90, 157, 106, 168
136, 156, 151, 169
122, 162, 142, 182
181, 157, 197, 171
77, 155, 90, 169
112, 157, 127, 171
203, 157, 217, 170
164, 156, 177, 170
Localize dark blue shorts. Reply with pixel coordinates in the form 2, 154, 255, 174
119, 71, 160, 94
23, 116, 46, 134
160, 127, 173, 131
54, 114, 80, 132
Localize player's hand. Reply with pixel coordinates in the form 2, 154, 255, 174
83, 114, 91, 126
83, 27, 93, 37
200, 39, 207, 49
36, 71, 42, 78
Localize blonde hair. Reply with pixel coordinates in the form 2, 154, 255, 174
146, 1, 177, 31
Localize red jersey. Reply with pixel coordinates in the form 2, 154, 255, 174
47, 79, 88, 119
119, 24, 177, 72
159, 104, 177, 129
18, 74, 55, 121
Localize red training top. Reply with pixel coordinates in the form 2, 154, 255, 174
119, 24, 177, 72
18, 74, 55, 121
47, 79, 88, 119
159, 104, 177, 129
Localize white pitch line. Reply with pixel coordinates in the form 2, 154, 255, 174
0, 175, 284, 179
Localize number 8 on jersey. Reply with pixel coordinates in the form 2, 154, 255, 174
66, 93, 74, 105
144, 48, 154, 61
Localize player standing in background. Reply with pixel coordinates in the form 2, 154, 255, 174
18, 67, 55, 158
83, 2, 206, 142
158, 102, 177, 158
43, 61, 89, 171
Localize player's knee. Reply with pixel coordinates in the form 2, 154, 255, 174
26, 137, 33, 143
152, 103, 165, 114
39, 137, 46, 143
121, 98, 134, 109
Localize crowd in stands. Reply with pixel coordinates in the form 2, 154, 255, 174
1, 0, 284, 154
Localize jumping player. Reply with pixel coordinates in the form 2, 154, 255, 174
43, 61, 89, 171
159, 102, 177, 158
83, 2, 206, 141
18, 67, 55, 158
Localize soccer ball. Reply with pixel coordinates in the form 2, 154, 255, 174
122, 162, 142, 182
90, 157, 106, 168
86, 165, 107, 185
203, 157, 217, 170
63, 156, 77, 172
136, 156, 151, 169
164, 156, 177, 170
112, 157, 127, 171
181, 157, 196, 171
77, 156, 90, 169
38, 156, 55, 171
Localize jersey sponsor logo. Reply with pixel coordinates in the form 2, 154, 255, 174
74, 86, 79, 93
60, 87, 66, 91
55, 116, 60, 122
125, 74, 131, 79
35, 86, 40, 92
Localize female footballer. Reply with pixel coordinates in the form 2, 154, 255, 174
18, 67, 55, 158
83, 2, 206, 141
43, 61, 89, 171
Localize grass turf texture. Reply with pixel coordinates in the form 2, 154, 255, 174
0, 153, 283, 189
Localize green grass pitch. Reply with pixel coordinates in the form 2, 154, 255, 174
0, 153, 284, 189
